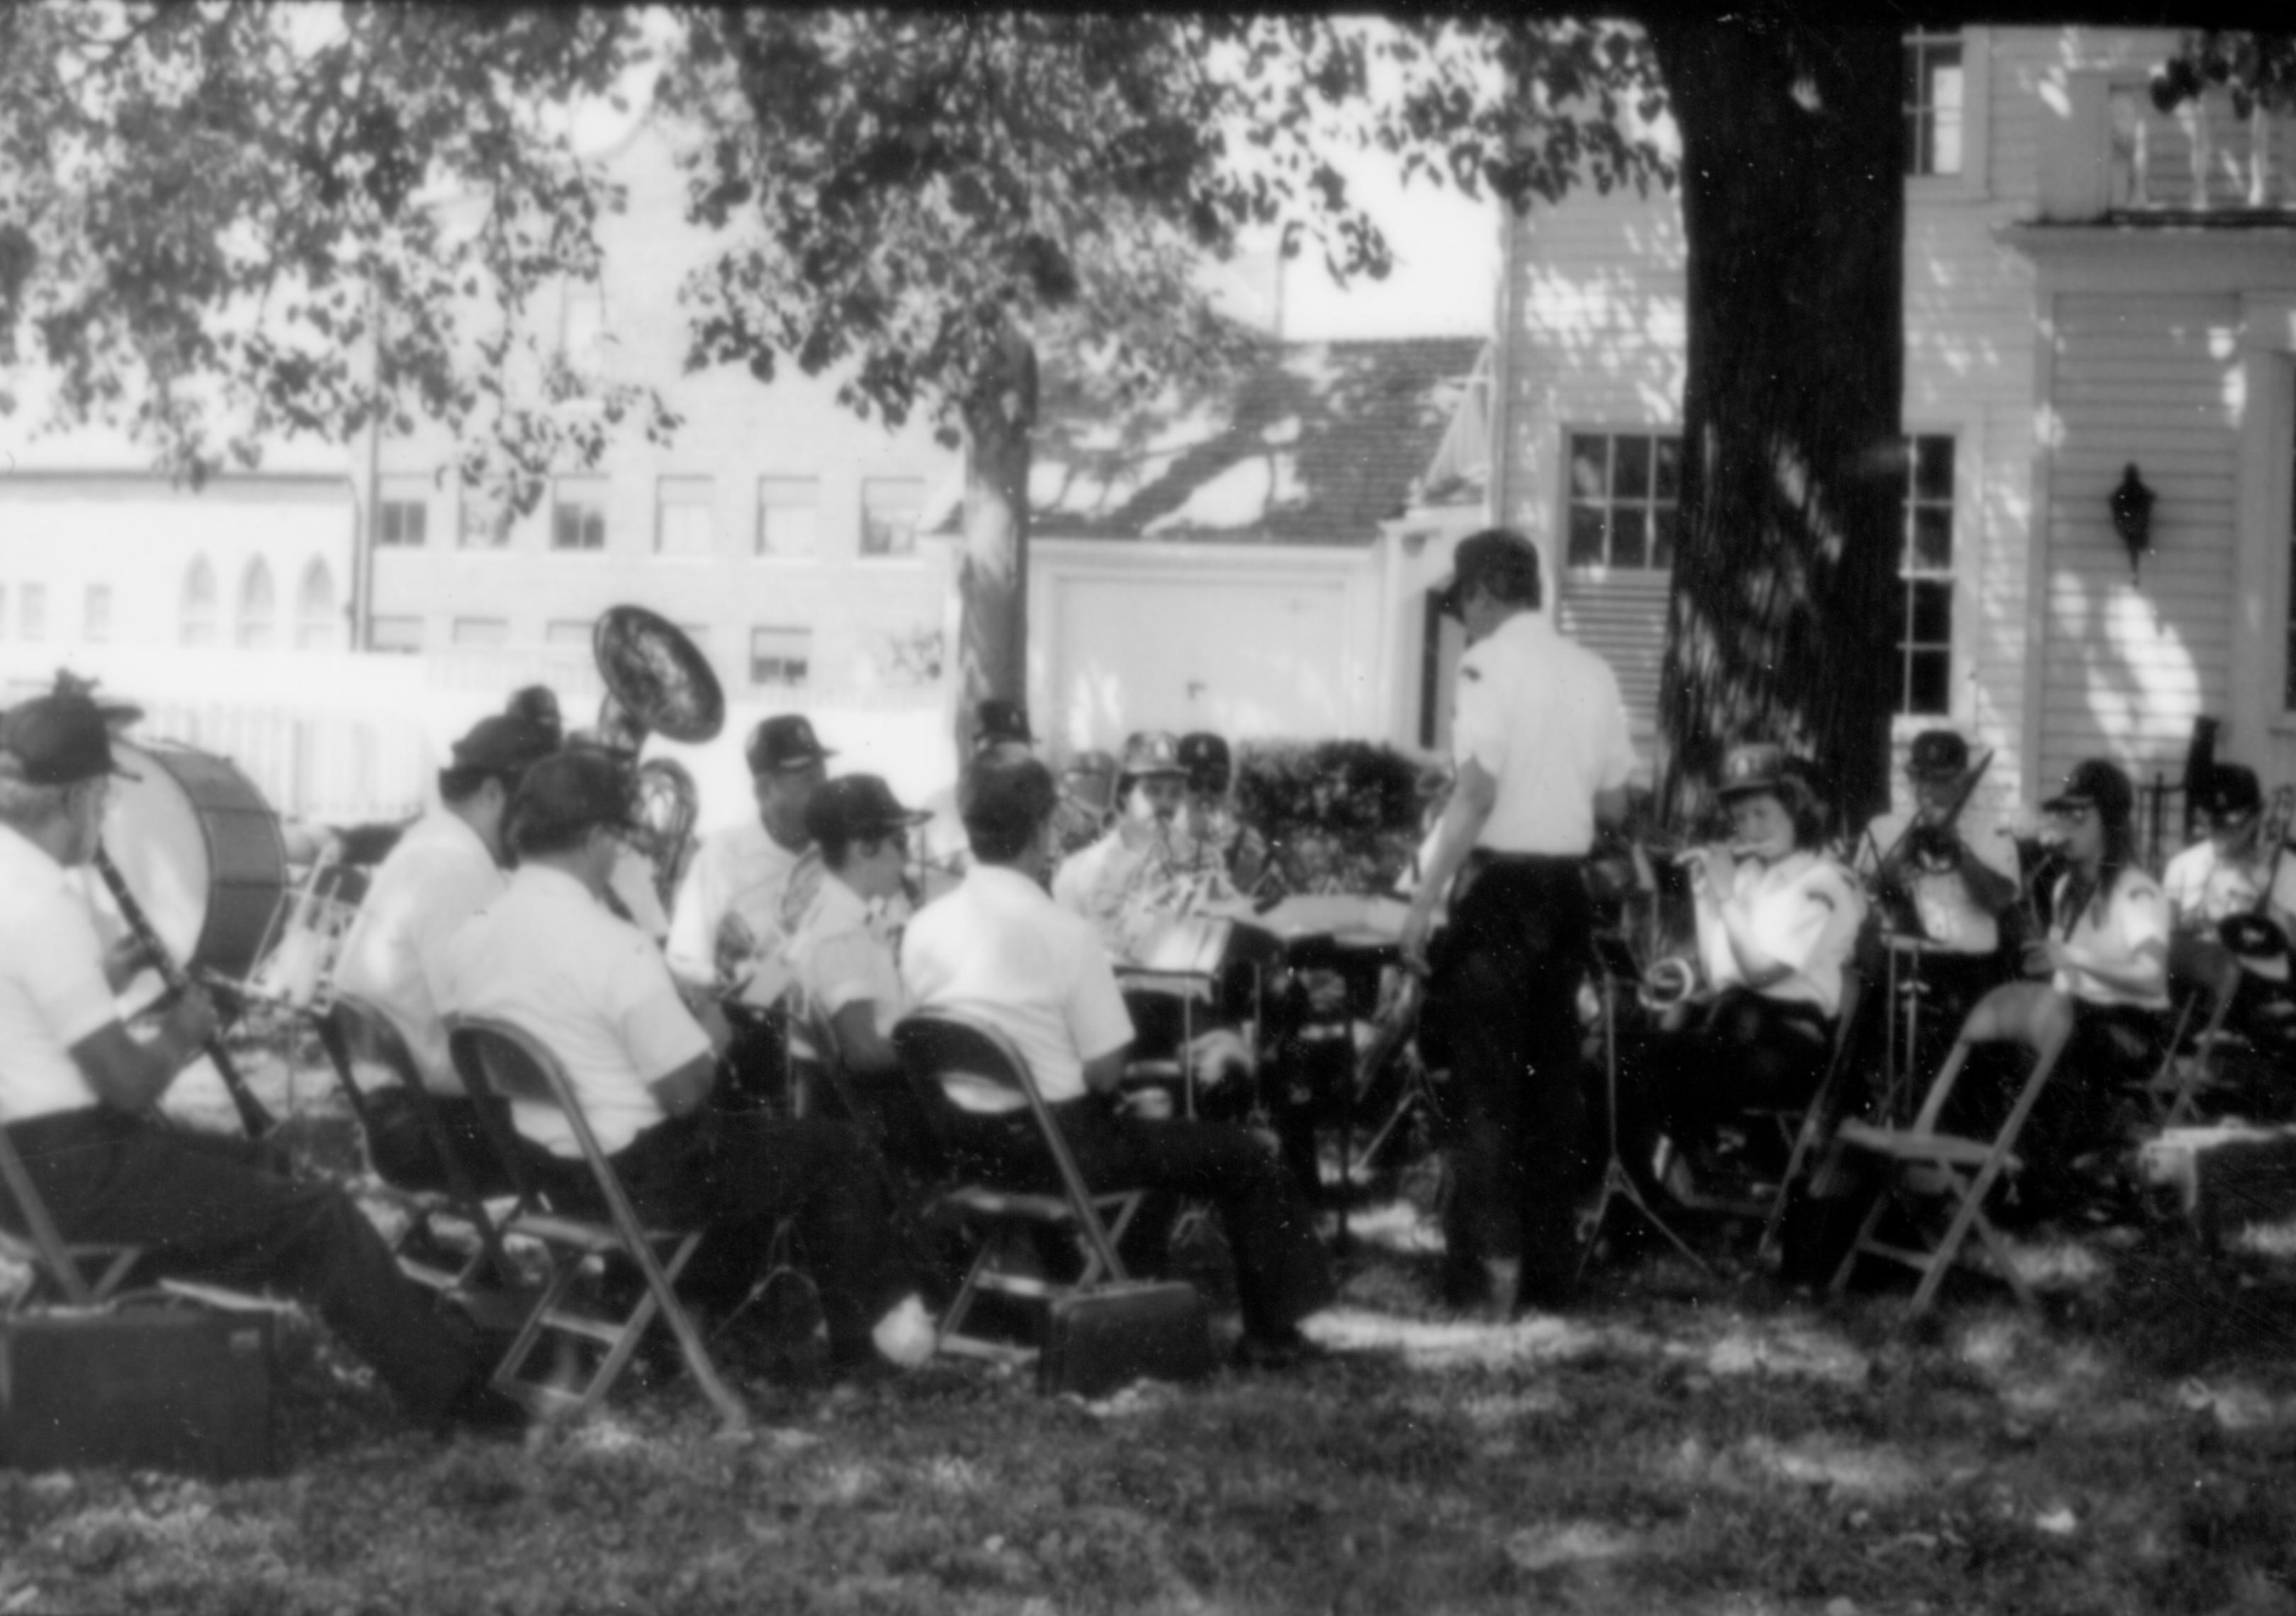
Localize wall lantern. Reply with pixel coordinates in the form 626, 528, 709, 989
2110, 463, 2156, 583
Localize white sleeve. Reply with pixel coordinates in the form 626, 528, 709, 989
663, 842, 719, 986
1067, 932, 1137, 1063
1451, 650, 1506, 778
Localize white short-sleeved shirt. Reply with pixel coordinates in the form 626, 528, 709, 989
787, 872, 906, 1059
664, 818, 820, 1004
901, 863, 1134, 1113
0, 827, 117, 1123
333, 809, 505, 1093
2052, 868, 2171, 1011
2161, 840, 2269, 928
441, 865, 711, 1159
1452, 612, 1637, 856
1696, 848, 1865, 1019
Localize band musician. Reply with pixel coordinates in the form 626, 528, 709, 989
918, 699, 1037, 890
332, 712, 558, 1192
665, 714, 834, 1106
0, 692, 522, 1433
1399, 528, 1636, 1315
2162, 764, 2288, 935
1171, 731, 1270, 897
1633, 744, 1865, 1203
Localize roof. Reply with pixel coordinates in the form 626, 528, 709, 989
1021, 337, 1487, 546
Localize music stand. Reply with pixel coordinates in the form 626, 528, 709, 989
1574, 930, 1711, 1284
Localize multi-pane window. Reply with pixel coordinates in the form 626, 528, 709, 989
84, 585, 111, 645
1905, 33, 1965, 178
20, 583, 45, 644
296, 561, 337, 650
758, 476, 821, 559
1565, 432, 1679, 571
370, 616, 424, 654
452, 617, 509, 649
181, 559, 218, 646
459, 486, 511, 549
237, 561, 274, 649
377, 476, 429, 546
860, 477, 925, 559
749, 626, 811, 689
552, 478, 608, 551
546, 619, 592, 649
656, 476, 715, 556
1894, 435, 1957, 716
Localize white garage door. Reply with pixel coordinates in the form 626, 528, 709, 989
1047, 574, 1358, 748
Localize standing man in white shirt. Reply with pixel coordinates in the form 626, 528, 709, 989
444, 751, 929, 1374
666, 714, 834, 1106
1399, 529, 1637, 1315
903, 756, 1336, 1367
333, 712, 556, 1191
0, 692, 519, 1433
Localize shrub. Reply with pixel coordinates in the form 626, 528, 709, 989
1234, 739, 1440, 894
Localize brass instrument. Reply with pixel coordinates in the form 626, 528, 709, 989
592, 605, 725, 910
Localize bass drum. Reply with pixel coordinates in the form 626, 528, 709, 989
96, 740, 288, 1004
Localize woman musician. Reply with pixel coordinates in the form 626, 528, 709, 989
1634, 743, 1865, 1196
2003, 760, 2168, 1209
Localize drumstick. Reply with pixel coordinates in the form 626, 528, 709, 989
92, 846, 278, 1139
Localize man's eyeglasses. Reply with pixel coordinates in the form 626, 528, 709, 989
2044, 804, 2096, 824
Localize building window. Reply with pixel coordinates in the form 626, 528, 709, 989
237, 560, 275, 649
371, 616, 424, 654
376, 476, 429, 547
20, 583, 45, 644
749, 626, 811, 689
1905, 33, 1964, 178
546, 619, 592, 649
297, 560, 337, 650
758, 476, 820, 559
459, 486, 510, 549
83, 585, 111, 645
181, 558, 218, 646
552, 478, 607, 551
1893, 434, 1956, 717
452, 617, 509, 649
860, 477, 924, 559
1565, 432, 1679, 571
655, 476, 715, 557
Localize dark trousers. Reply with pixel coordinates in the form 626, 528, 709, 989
1429, 856, 1593, 1297
586, 1111, 915, 1363
6, 1108, 479, 1420
933, 1096, 1335, 1342
361, 1089, 524, 1199
1947, 999, 2162, 1201
1636, 988, 1834, 1155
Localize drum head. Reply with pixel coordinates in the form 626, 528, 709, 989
99, 740, 287, 992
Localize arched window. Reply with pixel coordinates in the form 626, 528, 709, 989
181, 557, 218, 647
296, 559, 338, 651
237, 559, 275, 649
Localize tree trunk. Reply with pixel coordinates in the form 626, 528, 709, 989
955, 316, 1037, 756
1642, 21, 1905, 836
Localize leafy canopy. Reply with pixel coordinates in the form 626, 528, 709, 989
0, 6, 1667, 500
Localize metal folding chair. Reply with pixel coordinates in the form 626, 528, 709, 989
1756, 967, 1869, 1261
315, 993, 517, 1295
891, 1011, 1144, 1367
445, 1016, 748, 1432
0, 1123, 142, 1309
1828, 981, 2074, 1318
2144, 933, 2244, 1126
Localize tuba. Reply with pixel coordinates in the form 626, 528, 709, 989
592, 605, 725, 909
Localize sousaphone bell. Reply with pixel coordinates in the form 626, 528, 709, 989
592, 605, 725, 908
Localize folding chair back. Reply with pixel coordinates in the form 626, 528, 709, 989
892, 1011, 1142, 1364
445, 1016, 746, 1432
0, 1122, 140, 1308
1757, 966, 1868, 1259
2149, 934, 2244, 1126
1830, 980, 2074, 1316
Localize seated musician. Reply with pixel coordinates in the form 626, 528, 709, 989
1643, 743, 1865, 1189
333, 713, 557, 1192
2013, 761, 2168, 1198
0, 692, 522, 1432
1172, 731, 1271, 897
441, 751, 930, 1373
1862, 729, 2020, 956
2163, 765, 2283, 933
901, 754, 1336, 1367
784, 773, 942, 1165
918, 700, 1037, 887
1052, 748, 1120, 859
665, 714, 833, 1104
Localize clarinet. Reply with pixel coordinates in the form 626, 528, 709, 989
92, 846, 277, 1139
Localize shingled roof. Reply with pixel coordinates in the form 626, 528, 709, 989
1025, 337, 1486, 545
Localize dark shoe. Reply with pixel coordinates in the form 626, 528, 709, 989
437, 1381, 530, 1441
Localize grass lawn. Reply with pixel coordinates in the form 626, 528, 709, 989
7, 1040, 2296, 1615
